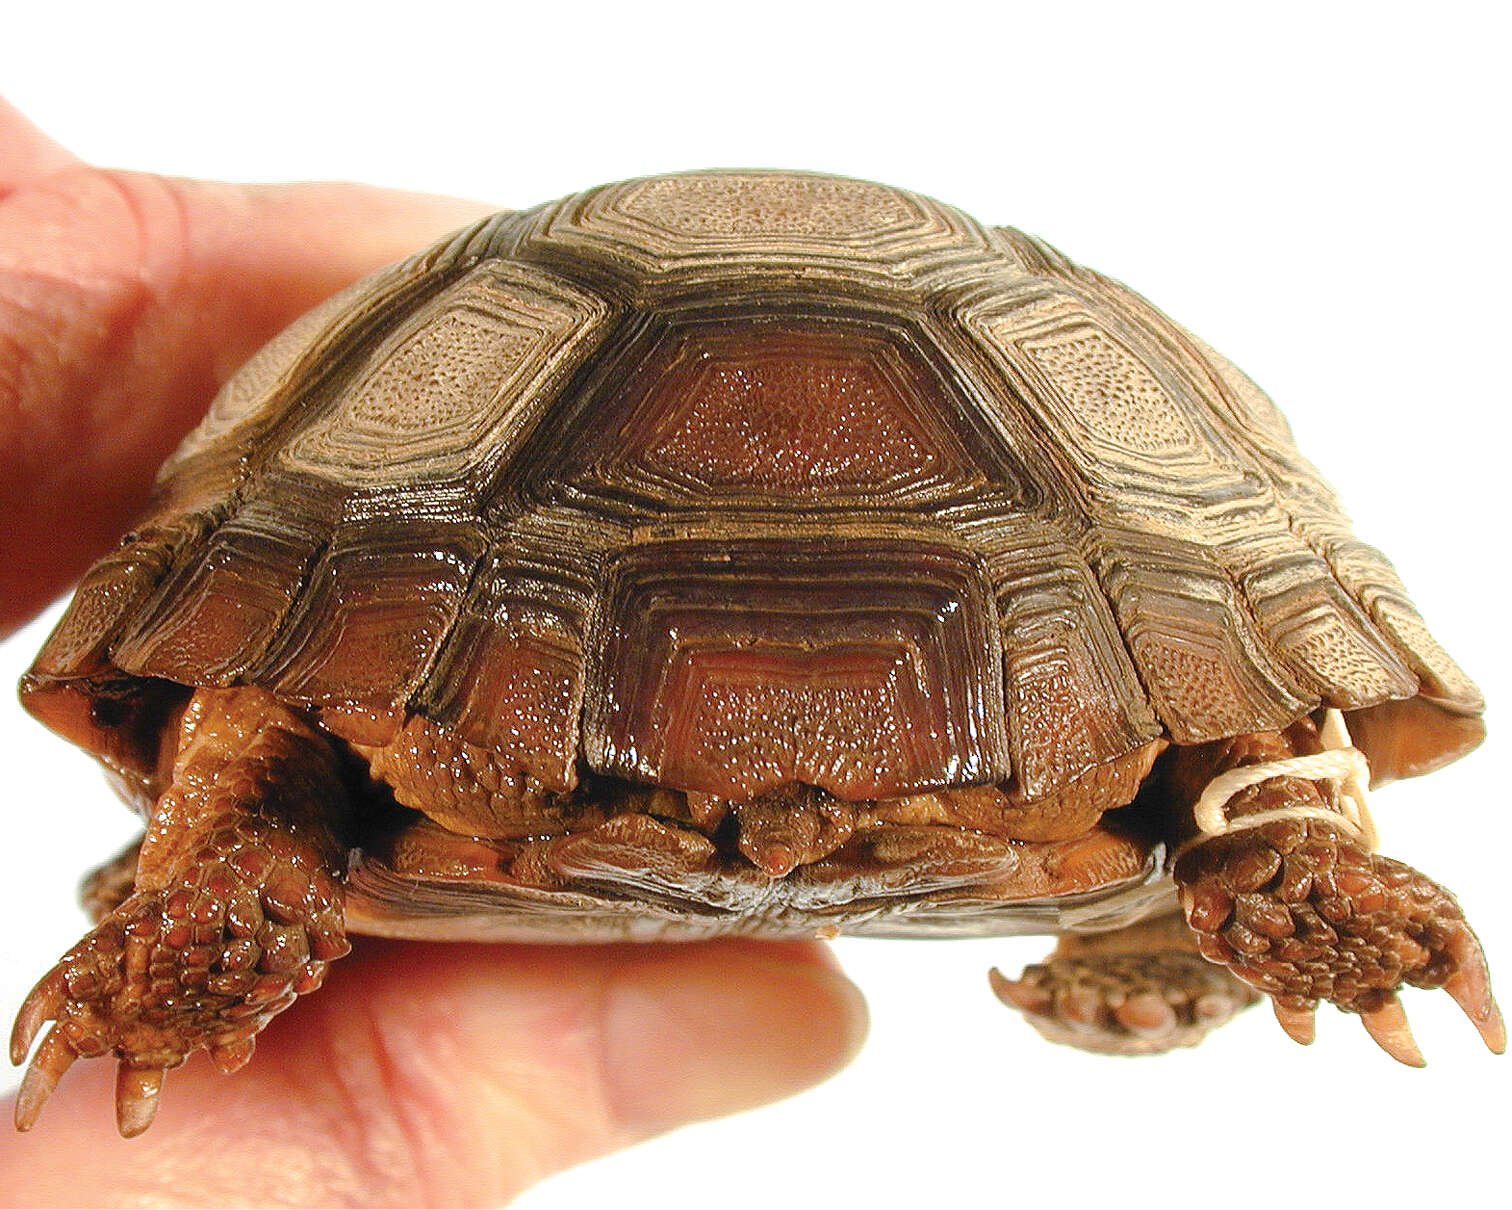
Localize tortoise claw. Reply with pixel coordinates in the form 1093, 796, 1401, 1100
10, 967, 67, 1066
115, 1064, 166, 1138
1359, 996, 1425, 1068
14, 1025, 76, 1132
1442, 922, 1506, 1054
1271, 999, 1316, 1046
208, 1037, 257, 1074
988, 967, 1049, 1015
1177, 813, 1505, 1065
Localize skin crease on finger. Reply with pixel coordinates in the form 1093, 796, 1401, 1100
0, 938, 868, 1207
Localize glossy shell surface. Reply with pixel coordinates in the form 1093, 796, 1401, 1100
25, 171, 1483, 867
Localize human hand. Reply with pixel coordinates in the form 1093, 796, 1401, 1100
0, 99, 867, 1207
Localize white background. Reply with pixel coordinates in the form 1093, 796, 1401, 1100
2, 2, 1507, 1206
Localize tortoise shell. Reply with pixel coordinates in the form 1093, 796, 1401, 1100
22, 170, 1484, 935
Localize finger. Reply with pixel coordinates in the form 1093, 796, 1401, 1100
0, 97, 79, 194
0, 159, 495, 632
0, 937, 868, 1207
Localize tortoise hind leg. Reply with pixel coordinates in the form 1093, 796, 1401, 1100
1174, 816, 1505, 1063
10, 686, 352, 1137
991, 912, 1260, 1055
1161, 722, 1503, 1062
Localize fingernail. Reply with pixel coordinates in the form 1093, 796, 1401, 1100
601, 942, 868, 1134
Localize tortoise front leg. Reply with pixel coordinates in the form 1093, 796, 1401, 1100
990, 912, 1261, 1054
10, 687, 352, 1136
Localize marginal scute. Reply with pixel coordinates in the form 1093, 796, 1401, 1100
983, 519, 1162, 798
413, 539, 600, 793
252, 523, 486, 710
21, 524, 201, 772
1100, 540, 1312, 742
588, 537, 1008, 800
109, 514, 318, 687
1238, 549, 1418, 709
29, 526, 194, 686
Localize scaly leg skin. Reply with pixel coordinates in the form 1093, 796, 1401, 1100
990, 912, 1262, 1054
10, 687, 352, 1137
1174, 815, 1505, 1064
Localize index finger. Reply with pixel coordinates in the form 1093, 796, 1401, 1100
0, 100, 495, 632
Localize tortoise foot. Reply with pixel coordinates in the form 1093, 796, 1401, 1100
10, 686, 353, 1136
1175, 816, 1505, 1064
991, 913, 1260, 1055
11, 830, 349, 1136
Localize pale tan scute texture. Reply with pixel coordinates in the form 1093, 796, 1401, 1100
25, 171, 1482, 798
524, 170, 1001, 297
161, 278, 386, 475
279, 262, 612, 482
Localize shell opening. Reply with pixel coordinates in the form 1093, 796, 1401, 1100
1179, 708, 1378, 857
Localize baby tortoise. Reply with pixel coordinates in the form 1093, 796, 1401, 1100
12, 171, 1501, 1136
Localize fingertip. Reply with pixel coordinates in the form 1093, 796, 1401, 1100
0, 96, 79, 192
224, 180, 499, 289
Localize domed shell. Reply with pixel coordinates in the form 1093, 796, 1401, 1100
24, 171, 1484, 804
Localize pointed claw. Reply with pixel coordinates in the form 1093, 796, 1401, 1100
115, 1064, 166, 1138
1450, 985, 1508, 1055
10, 968, 67, 1065
1443, 923, 1506, 1054
988, 968, 1051, 1016
1272, 999, 1317, 1046
1360, 996, 1426, 1067
14, 1025, 77, 1132
209, 1036, 256, 1074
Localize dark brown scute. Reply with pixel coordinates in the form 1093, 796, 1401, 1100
588, 536, 1007, 800
552, 312, 992, 503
